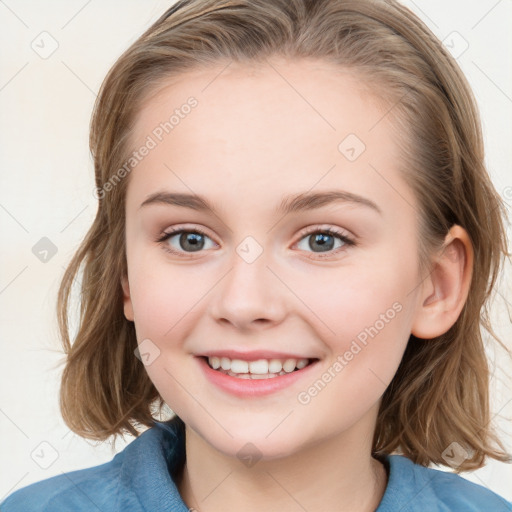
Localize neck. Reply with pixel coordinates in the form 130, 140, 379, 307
177, 420, 388, 512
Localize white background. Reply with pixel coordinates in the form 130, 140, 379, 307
1, 0, 511, 504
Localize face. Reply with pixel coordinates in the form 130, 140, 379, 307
121, 58, 426, 460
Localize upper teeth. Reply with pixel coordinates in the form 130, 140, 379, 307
208, 356, 309, 374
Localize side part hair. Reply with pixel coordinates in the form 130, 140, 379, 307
57, 0, 510, 470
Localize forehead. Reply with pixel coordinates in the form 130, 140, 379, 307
131, 57, 390, 149
125, 58, 413, 219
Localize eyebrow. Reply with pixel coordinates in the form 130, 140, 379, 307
139, 190, 382, 215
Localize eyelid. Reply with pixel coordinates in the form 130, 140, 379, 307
156, 224, 219, 258
292, 224, 356, 258
157, 223, 356, 258
294, 224, 354, 242
157, 224, 215, 243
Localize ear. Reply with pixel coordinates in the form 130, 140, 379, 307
411, 225, 473, 339
121, 273, 134, 322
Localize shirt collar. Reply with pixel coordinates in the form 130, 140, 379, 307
115, 415, 433, 511
116, 416, 188, 512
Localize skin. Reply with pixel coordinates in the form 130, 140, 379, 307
121, 58, 473, 512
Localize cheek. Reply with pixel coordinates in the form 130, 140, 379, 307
122, 234, 203, 411
297, 252, 416, 381
296, 273, 414, 425
128, 252, 210, 339
297, 258, 411, 338
126, 255, 207, 410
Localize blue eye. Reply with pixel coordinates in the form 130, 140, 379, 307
157, 228, 216, 255
157, 226, 355, 258
295, 228, 355, 257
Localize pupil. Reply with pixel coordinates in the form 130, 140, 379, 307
180, 232, 204, 252
310, 233, 334, 252
178, 232, 335, 253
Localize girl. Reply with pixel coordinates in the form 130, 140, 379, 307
2, 0, 511, 510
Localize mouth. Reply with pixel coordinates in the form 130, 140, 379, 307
196, 354, 321, 397
199, 355, 320, 379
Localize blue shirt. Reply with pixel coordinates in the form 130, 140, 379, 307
1, 416, 511, 511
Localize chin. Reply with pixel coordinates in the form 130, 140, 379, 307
215, 434, 303, 463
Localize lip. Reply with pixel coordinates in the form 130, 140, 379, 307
199, 349, 316, 361
196, 356, 320, 398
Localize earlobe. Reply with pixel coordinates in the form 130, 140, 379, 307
121, 274, 135, 322
411, 225, 473, 340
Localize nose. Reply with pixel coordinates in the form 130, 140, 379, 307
208, 246, 287, 331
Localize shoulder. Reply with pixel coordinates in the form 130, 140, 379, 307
0, 420, 186, 512
379, 454, 512, 511
0, 448, 125, 512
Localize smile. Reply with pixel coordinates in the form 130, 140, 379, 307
197, 356, 320, 397
206, 356, 313, 378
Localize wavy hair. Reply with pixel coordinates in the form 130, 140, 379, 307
57, 0, 511, 471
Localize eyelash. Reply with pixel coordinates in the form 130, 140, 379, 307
156, 225, 356, 259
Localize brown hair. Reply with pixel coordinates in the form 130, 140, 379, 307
57, 0, 511, 470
